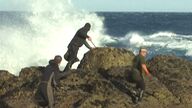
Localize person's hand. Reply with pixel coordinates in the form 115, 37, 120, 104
87, 36, 92, 41
148, 73, 159, 81
53, 83, 57, 88
54, 86, 59, 91
147, 74, 153, 81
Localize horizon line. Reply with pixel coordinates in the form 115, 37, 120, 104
0, 10, 192, 13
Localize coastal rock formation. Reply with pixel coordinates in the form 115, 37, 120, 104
78, 47, 135, 71
148, 55, 192, 107
0, 48, 192, 108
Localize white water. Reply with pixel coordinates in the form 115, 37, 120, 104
1, 1, 192, 75
117, 31, 192, 56
0, 0, 115, 75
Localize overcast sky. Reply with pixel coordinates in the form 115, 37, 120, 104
0, 0, 192, 12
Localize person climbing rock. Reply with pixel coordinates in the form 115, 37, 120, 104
35, 55, 62, 108
63, 23, 93, 72
130, 47, 152, 104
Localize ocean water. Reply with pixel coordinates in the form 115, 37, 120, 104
0, 7, 192, 75
0, 0, 113, 75
98, 12, 192, 60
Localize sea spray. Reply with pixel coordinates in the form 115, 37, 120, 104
0, 0, 115, 75
116, 31, 192, 58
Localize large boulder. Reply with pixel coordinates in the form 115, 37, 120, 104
0, 71, 17, 97
54, 69, 132, 108
148, 55, 192, 107
0, 67, 42, 108
78, 47, 135, 71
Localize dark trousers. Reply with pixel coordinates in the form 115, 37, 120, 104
64, 45, 79, 72
130, 68, 145, 90
39, 83, 54, 108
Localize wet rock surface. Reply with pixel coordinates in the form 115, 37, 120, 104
0, 48, 192, 108
148, 55, 192, 107
78, 47, 135, 71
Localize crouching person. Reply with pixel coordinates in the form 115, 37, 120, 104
35, 55, 62, 108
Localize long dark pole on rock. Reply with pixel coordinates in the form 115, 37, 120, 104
90, 40, 96, 48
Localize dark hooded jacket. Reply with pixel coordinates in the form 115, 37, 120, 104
35, 60, 59, 107
68, 24, 91, 48
41, 60, 59, 85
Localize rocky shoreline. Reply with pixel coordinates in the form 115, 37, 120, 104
0, 47, 192, 108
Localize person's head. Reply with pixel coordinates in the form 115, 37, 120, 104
54, 55, 62, 65
84, 23, 91, 31
139, 47, 148, 57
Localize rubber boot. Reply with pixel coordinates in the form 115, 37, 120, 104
138, 90, 144, 101
63, 61, 73, 72
131, 90, 139, 104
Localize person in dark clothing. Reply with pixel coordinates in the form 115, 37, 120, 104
130, 47, 152, 103
36, 55, 62, 108
63, 23, 93, 72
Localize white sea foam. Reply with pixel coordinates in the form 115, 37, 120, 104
118, 31, 192, 57
0, 0, 115, 75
